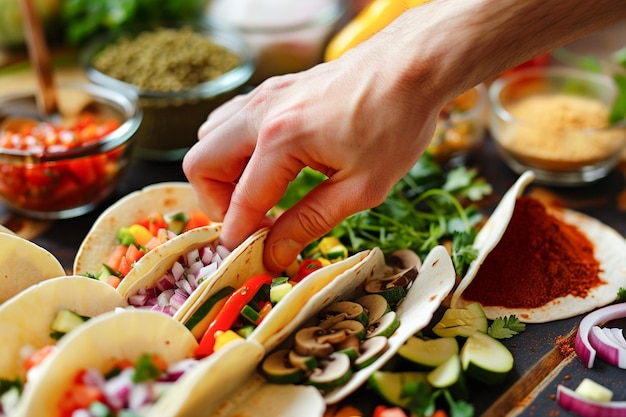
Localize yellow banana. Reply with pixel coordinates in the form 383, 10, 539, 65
324, 0, 430, 61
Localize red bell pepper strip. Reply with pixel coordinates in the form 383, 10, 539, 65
195, 274, 274, 358
292, 259, 323, 282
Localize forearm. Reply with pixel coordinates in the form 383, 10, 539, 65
352, 0, 626, 108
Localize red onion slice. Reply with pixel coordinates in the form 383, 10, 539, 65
575, 303, 626, 368
557, 385, 626, 417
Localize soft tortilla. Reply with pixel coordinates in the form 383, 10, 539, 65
15, 309, 199, 417
451, 170, 626, 322
0, 276, 126, 380
0, 233, 66, 304
116, 224, 223, 299
73, 181, 204, 277
177, 227, 374, 347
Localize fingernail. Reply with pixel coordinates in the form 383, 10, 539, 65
269, 238, 302, 270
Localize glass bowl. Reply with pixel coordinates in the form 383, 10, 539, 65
82, 24, 254, 161
205, 0, 347, 84
488, 67, 626, 186
0, 82, 141, 219
428, 83, 487, 165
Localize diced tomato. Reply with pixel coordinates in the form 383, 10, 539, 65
106, 245, 127, 272
431, 411, 449, 417
150, 354, 169, 373
23, 345, 55, 373
182, 210, 211, 232
372, 406, 408, 417
138, 213, 167, 236
107, 275, 121, 288
58, 382, 104, 417
118, 256, 133, 277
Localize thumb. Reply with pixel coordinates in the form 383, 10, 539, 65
263, 177, 387, 272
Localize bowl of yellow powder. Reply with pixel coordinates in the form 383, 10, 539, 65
83, 24, 254, 161
488, 66, 626, 186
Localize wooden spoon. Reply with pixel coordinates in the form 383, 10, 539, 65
18, 0, 58, 117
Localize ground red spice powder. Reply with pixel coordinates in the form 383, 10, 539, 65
462, 196, 603, 308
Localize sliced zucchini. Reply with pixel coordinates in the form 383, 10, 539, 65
460, 331, 514, 385
165, 212, 189, 234
354, 294, 390, 325
261, 349, 306, 384
240, 304, 260, 325
354, 336, 388, 370
368, 370, 428, 408
432, 302, 488, 338
50, 309, 89, 339
366, 311, 400, 339
270, 281, 293, 305
426, 354, 468, 400
397, 336, 459, 370
184, 286, 235, 338
307, 352, 353, 391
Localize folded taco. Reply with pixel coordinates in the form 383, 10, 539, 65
451, 171, 626, 323
256, 245, 456, 405
13, 309, 266, 417
177, 228, 381, 356
0, 276, 126, 415
73, 182, 215, 288
0, 232, 65, 304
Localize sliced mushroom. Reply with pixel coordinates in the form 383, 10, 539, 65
388, 249, 422, 271
364, 265, 416, 304
261, 349, 306, 384
354, 294, 390, 325
367, 311, 400, 339
320, 301, 368, 327
329, 319, 366, 340
318, 312, 348, 330
354, 336, 388, 370
307, 352, 353, 391
294, 326, 335, 357
317, 328, 350, 345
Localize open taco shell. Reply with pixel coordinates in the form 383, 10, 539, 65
73, 181, 205, 278
0, 233, 66, 304
0, 275, 125, 380
14, 309, 199, 417
451, 170, 626, 322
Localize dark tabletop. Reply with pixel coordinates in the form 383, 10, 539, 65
2, 134, 625, 417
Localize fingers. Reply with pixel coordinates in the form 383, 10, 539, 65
262, 174, 388, 272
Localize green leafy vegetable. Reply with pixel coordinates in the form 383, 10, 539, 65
617, 287, 626, 302
488, 315, 526, 339
291, 153, 491, 276
61, 0, 209, 45
132, 354, 165, 383
609, 73, 626, 125
402, 382, 474, 417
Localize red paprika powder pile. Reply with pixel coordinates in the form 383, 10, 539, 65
462, 196, 603, 308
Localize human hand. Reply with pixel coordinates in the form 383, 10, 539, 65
183, 40, 444, 272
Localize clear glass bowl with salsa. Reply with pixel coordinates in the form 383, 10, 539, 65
0, 82, 141, 219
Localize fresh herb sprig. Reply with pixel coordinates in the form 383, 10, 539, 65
283, 153, 492, 276
403, 382, 474, 417
488, 315, 527, 339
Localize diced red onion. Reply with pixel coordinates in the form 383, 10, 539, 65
127, 241, 229, 317
186, 249, 200, 266
71, 410, 91, 417
103, 369, 133, 409
557, 385, 626, 417
171, 262, 185, 281
128, 383, 151, 410
575, 303, 626, 368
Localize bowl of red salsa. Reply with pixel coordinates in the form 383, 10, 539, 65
0, 82, 141, 219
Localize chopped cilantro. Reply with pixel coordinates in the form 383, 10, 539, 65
132, 354, 165, 383
617, 287, 626, 302
488, 315, 526, 339
402, 382, 474, 417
